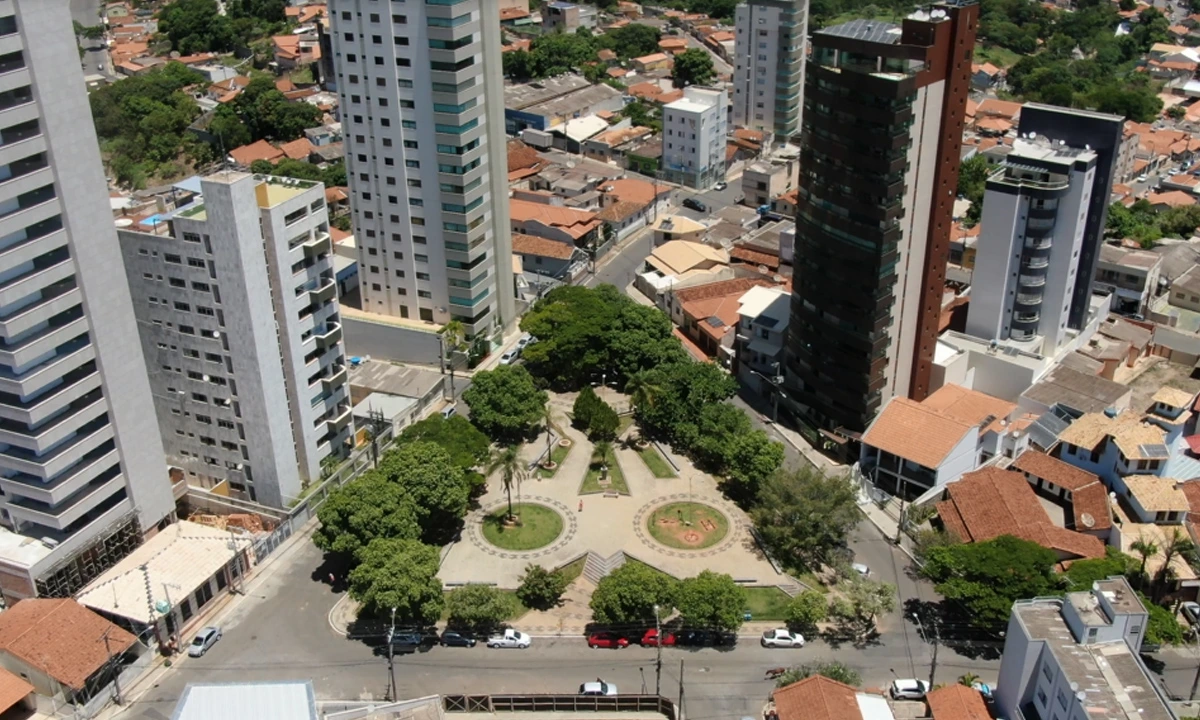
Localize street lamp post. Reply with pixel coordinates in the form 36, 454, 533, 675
911, 613, 939, 689
654, 604, 663, 696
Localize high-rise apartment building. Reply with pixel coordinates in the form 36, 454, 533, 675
329, 2, 514, 340
732, 0, 807, 140
965, 137, 1099, 355
1015, 104, 1124, 330
662, 87, 729, 190
118, 173, 352, 509
783, 2, 978, 434
0, 1, 176, 604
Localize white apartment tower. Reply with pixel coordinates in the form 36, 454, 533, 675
732, 1, 807, 140
0, 1, 177, 605
118, 173, 352, 509
965, 137, 1098, 356
329, 1, 514, 340
662, 87, 729, 190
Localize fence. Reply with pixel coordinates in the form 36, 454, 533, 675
443, 694, 676, 720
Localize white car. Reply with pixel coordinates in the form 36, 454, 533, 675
1137, 174, 1149, 183
1182, 601, 1200, 625
580, 680, 618, 696
517, 334, 534, 350
714, 181, 728, 191
852, 563, 871, 577
487, 629, 531, 648
187, 626, 222, 657
761, 628, 805, 648
890, 679, 930, 700
499, 350, 519, 365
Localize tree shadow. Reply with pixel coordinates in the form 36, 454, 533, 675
903, 597, 1005, 661
311, 552, 352, 593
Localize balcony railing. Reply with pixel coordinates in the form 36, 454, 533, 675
1019, 274, 1046, 288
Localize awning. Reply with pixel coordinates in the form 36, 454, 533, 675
0, 667, 33, 713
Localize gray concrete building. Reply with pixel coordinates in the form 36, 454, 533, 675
732, 0, 807, 140
118, 173, 351, 509
0, 1, 177, 605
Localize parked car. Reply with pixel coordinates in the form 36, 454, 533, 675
487, 629, 531, 648
714, 181, 728, 191
851, 563, 871, 577
890, 679, 930, 700
587, 632, 629, 649
499, 350, 519, 365
580, 680, 618, 696
517, 334, 534, 350
640, 628, 676, 646
676, 629, 733, 647
1182, 601, 1200, 625
188, 626, 222, 657
761, 629, 805, 648
440, 630, 477, 647
682, 197, 707, 212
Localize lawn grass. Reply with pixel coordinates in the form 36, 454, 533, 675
743, 586, 792, 622
441, 589, 527, 621
617, 414, 635, 437
795, 572, 829, 594
647, 502, 728, 550
481, 503, 564, 551
536, 442, 572, 479
974, 44, 1022, 68
290, 66, 315, 85
556, 556, 587, 584
636, 444, 676, 478
581, 449, 628, 494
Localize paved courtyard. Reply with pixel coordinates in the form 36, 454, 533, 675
440, 391, 786, 589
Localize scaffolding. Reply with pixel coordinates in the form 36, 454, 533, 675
35, 513, 143, 599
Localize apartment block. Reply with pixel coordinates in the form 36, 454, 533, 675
783, 3, 978, 434
662, 87, 729, 190
118, 173, 351, 509
732, 0, 807, 139
329, 2, 514, 340
0, 1, 176, 605
966, 137, 1099, 356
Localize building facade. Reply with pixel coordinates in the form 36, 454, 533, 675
329, 2, 514, 341
782, 3, 979, 434
732, 0, 807, 140
0, 1, 176, 604
662, 87, 729, 190
965, 137, 1099, 356
1016, 104, 1124, 331
118, 174, 351, 509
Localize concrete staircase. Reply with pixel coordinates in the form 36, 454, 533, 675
582, 551, 626, 584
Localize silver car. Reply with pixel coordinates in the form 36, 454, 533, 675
188, 626, 222, 657
580, 680, 618, 696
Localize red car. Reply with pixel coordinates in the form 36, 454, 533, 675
587, 632, 629, 649
640, 629, 676, 646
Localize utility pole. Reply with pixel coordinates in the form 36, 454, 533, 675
894, 476, 908, 545
386, 607, 397, 702
677, 660, 685, 720
912, 613, 939, 689
654, 604, 663, 696
1189, 630, 1200, 700
102, 627, 123, 706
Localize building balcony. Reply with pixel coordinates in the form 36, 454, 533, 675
0, 390, 107, 455
320, 363, 347, 393
0, 414, 113, 481
0, 130, 43, 172
0, 254, 74, 309
1018, 274, 1046, 288
0, 364, 100, 427
325, 402, 352, 434
1024, 236, 1052, 251
0, 445, 118, 508
1013, 311, 1040, 325
299, 276, 336, 305
1016, 292, 1044, 306
314, 321, 342, 350
0, 338, 92, 397
0, 67, 29, 97
6, 469, 125, 532
1022, 256, 1049, 270
0, 281, 78, 339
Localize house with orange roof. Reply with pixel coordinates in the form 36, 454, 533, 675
597, 48, 618, 64
658, 37, 688, 55
500, 6, 534, 25
771, 189, 798, 218
511, 233, 583, 279
704, 30, 736, 61
1148, 190, 1196, 210
207, 75, 251, 103
502, 38, 532, 54
285, 3, 327, 24
581, 125, 655, 165
1012, 451, 1112, 537
617, 1, 643, 17
971, 62, 1004, 89
509, 199, 601, 247
279, 137, 315, 161
633, 53, 671, 72
671, 277, 779, 360
273, 34, 321, 70
772, 675, 892, 720
860, 383, 1025, 498
228, 139, 285, 167
627, 81, 665, 101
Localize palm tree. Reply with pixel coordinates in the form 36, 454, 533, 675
1132, 535, 1159, 580
542, 402, 556, 463
593, 439, 613, 478
625, 371, 661, 411
1154, 528, 1193, 601
487, 445, 528, 522
439, 320, 467, 396
958, 673, 980, 688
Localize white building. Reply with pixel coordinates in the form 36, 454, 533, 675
0, 1, 177, 605
662, 87, 729, 190
732, 0, 807, 140
996, 576, 1172, 720
118, 173, 352, 508
329, 2, 514, 341
966, 137, 1098, 356
734, 285, 789, 394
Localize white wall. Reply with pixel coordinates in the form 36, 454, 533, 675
967, 190, 1023, 340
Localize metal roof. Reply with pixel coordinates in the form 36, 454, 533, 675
172, 682, 317, 720
817, 18, 903, 45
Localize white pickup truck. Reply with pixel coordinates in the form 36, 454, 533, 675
486, 629, 531, 649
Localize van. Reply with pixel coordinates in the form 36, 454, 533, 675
441, 404, 457, 419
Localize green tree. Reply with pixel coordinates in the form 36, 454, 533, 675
693, 403, 752, 469
723, 431, 785, 506
923, 535, 1059, 630
348, 538, 444, 621
400, 415, 491, 473
602, 24, 662, 58
332, 215, 352, 232
227, 0, 287, 22
828, 579, 897, 637
634, 361, 738, 445
674, 570, 747, 631
1131, 535, 1159, 581
517, 564, 570, 610
609, 304, 688, 380
590, 562, 677, 625
957, 154, 990, 227
375, 442, 472, 542
210, 104, 252, 151
1140, 590, 1186, 645
445, 585, 519, 632
776, 662, 861, 689
623, 99, 662, 132
588, 401, 620, 442
1153, 527, 1193, 600
159, 0, 235, 53
487, 445, 528, 521
503, 49, 535, 80
750, 467, 861, 572
73, 21, 105, 40
312, 474, 420, 561
463, 365, 549, 442
672, 48, 715, 88
784, 590, 828, 633
573, 385, 603, 431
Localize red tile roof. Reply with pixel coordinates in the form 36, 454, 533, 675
229, 139, 284, 166
280, 137, 314, 161
927, 684, 990, 720
1012, 451, 1111, 531
0, 668, 31, 713
773, 676, 861, 720
730, 246, 779, 268
511, 233, 576, 260
0, 599, 136, 691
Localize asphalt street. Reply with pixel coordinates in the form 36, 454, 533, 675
69, 0, 112, 79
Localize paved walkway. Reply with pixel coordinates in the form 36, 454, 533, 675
440, 392, 784, 589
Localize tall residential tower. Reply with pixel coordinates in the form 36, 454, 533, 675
732, 0, 807, 141
118, 173, 352, 509
783, 2, 979, 434
329, 1, 514, 340
0, 1, 176, 604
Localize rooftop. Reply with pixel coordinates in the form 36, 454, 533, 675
171, 682, 318, 720
925, 684, 990, 720
504, 75, 592, 110
511, 233, 577, 260
1022, 366, 1132, 415
348, 359, 443, 401
773, 676, 866, 720
0, 599, 136, 690
817, 18, 903, 45
510, 199, 601, 240
921, 383, 1018, 435
1152, 386, 1195, 409
1012, 451, 1112, 531
1123, 474, 1189, 512
1057, 411, 1167, 460
648, 240, 727, 276
863, 396, 974, 469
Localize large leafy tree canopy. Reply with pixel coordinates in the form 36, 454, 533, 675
375, 442, 472, 542
348, 538, 445, 621
1107, 199, 1200, 248
750, 466, 861, 573
674, 571, 747, 631
400, 415, 491, 473
590, 562, 678, 625
672, 48, 716, 88
634, 361, 739, 444
462, 365, 548, 443
312, 474, 420, 560
922, 535, 1060, 631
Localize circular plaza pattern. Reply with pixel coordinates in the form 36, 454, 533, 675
478, 500, 570, 554
645, 501, 729, 550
